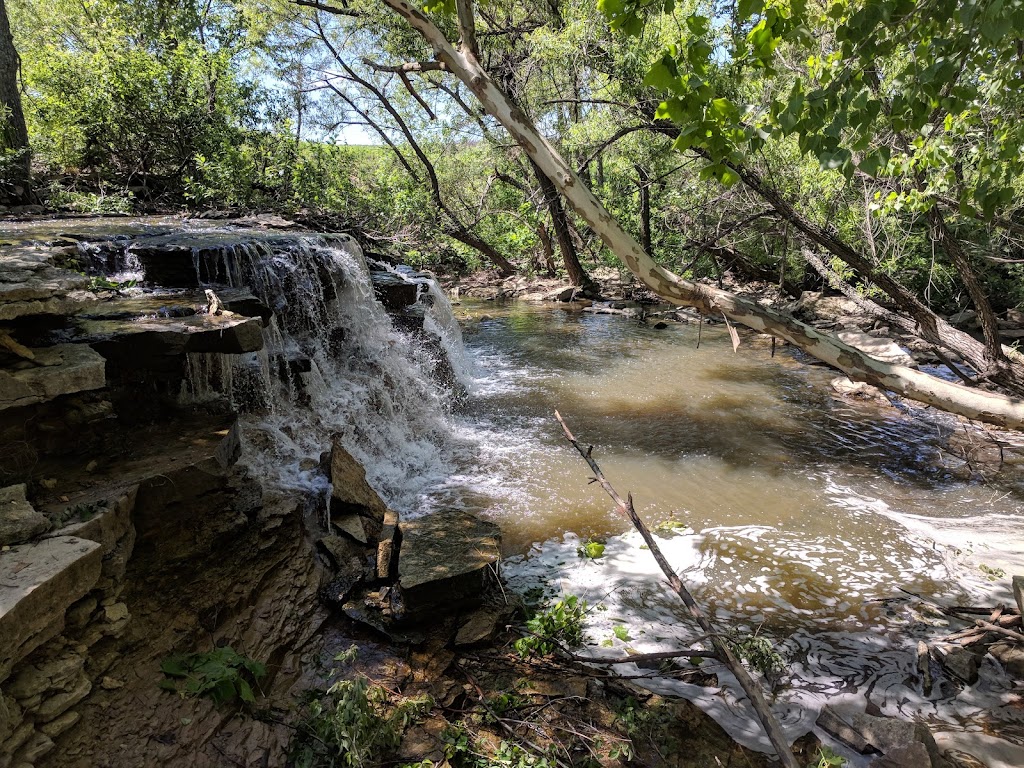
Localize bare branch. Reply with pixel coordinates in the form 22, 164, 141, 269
554, 411, 800, 768
291, 0, 359, 17
397, 71, 435, 119
363, 58, 448, 73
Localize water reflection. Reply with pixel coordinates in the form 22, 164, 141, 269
446, 300, 1024, 756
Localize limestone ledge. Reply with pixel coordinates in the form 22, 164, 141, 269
0, 345, 105, 412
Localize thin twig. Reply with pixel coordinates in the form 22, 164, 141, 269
554, 411, 800, 768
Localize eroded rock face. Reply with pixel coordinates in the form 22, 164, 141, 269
0, 484, 49, 546
0, 537, 103, 681
396, 510, 500, 622
0, 344, 106, 411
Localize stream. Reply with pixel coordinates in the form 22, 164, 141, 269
7, 217, 1024, 762
431, 300, 1024, 761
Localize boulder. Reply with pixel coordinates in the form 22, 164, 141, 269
836, 330, 915, 367
329, 438, 387, 541
935, 646, 979, 685
396, 510, 500, 622
370, 271, 420, 311
0, 536, 103, 680
848, 712, 949, 768
542, 286, 575, 302
0, 344, 105, 411
989, 641, 1024, 679
0, 485, 49, 547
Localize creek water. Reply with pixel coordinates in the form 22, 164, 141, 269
438, 300, 1024, 762
8, 217, 1024, 761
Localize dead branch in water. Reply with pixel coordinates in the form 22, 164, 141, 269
554, 410, 801, 768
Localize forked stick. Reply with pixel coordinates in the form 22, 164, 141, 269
555, 410, 800, 768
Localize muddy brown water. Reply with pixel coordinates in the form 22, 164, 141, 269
437, 299, 1024, 760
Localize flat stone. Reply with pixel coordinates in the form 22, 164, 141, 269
82, 312, 264, 359
837, 330, 915, 367
0, 536, 102, 680
48, 487, 137, 556
0, 344, 105, 411
0, 485, 49, 547
396, 510, 500, 622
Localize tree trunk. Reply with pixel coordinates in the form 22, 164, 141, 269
0, 0, 30, 204
636, 164, 652, 257
376, 0, 1024, 432
530, 157, 593, 289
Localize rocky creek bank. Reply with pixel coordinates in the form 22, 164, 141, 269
0, 217, 787, 768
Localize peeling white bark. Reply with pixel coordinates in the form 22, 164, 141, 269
374, 0, 1024, 432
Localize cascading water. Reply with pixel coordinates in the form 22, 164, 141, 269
174, 233, 465, 512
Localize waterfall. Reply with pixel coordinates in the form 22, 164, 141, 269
176, 234, 463, 513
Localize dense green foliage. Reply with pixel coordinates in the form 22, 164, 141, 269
5, 0, 1023, 311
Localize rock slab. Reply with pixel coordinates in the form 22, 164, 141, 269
0, 344, 106, 411
0, 537, 102, 680
397, 510, 500, 621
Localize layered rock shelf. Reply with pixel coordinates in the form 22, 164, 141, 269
0, 217, 505, 767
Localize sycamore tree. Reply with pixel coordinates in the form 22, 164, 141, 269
599, 0, 1024, 385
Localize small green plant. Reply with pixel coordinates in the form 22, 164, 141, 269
514, 595, 587, 657
577, 538, 606, 559
612, 624, 631, 642
89, 275, 138, 291
54, 500, 107, 527
292, 664, 432, 768
810, 745, 847, 767
159, 646, 266, 706
731, 636, 786, 676
979, 563, 1006, 580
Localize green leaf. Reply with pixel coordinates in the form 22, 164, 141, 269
738, 0, 764, 20
613, 625, 631, 641
160, 657, 189, 678
238, 679, 255, 704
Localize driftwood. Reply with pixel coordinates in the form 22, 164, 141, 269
554, 410, 800, 768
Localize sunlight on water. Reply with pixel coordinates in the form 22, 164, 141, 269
449, 300, 1024, 758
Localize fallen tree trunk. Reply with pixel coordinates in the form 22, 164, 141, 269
338, 0, 1024, 430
